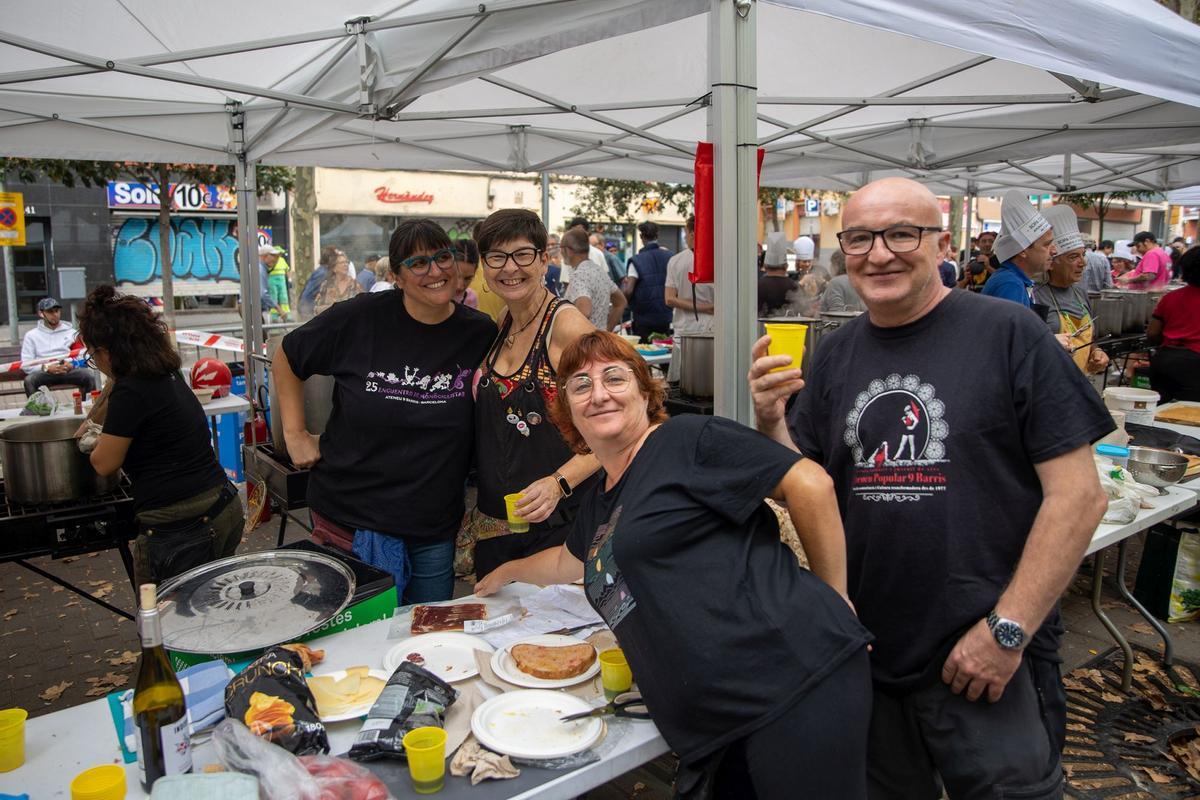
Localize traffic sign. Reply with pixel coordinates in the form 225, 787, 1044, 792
0, 192, 25, 246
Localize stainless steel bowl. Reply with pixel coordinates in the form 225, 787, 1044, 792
1126, 447, 1189, 488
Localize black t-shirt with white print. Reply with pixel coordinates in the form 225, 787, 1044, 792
787, 290, 1114, 691
566, 415, 871, 763
282, 291, 494, 539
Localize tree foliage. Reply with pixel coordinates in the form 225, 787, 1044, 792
0, 158, 294, 193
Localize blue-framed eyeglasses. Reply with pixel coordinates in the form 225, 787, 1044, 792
398, 249, 456, 276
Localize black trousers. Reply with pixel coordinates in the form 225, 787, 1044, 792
866, 655, 1065, 800
1150, 346, 1200, 403
678, 646, 873, 800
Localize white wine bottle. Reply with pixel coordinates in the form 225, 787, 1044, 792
133, 583, 192, 792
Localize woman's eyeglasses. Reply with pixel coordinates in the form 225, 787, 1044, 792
399, 249, 456, 276
563, 366, 636, 399
482, 248, 542, 270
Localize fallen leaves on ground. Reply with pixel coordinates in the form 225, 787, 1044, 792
1167, 727, 1200, 784
1128, 622, 1158, 636
1124, 732, 1157, 744
108, 651, 138, 666
89, 582, 114, 600
1138, 766, 1173, 784
50, 586, 63, 593
1101, 691, 1127, 703
39, 680, 72, 702
2, 609, 16, 620
84, 672, 129, 697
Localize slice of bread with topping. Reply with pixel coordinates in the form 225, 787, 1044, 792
510, 642, 597, 680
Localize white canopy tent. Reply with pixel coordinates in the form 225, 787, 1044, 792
2, 0, 1199, 417
1168, 186, 1200, 205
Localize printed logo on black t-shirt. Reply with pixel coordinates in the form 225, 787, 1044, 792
364, 365, 471, 404
583, 505, 636, 630
844, 373, 949, 502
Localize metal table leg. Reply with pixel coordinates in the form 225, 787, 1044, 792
275, 507, 288, 547
1115, 536, 1174, 666
14, 559, 134, 621
1090, 548, 1134, 692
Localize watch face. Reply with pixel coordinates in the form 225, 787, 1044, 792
994, 620, 1024, 649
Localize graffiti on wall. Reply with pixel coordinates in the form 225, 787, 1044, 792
113, 217, 242, 296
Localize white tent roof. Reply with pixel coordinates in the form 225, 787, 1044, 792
1168, 186, 1200, 205
2, 0, 1199, 192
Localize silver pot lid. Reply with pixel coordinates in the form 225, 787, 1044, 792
157, 550, 355, 654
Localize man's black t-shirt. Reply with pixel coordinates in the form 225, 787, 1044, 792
787, 290, 1114, 690
566, 415, 871, 762
282, 292, 494, 539
757, 273, 798, 316
104, 373, 227, 513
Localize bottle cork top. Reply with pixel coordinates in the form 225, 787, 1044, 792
139, 583, 157, 611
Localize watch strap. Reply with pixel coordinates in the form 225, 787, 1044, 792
553, 472, 572, 498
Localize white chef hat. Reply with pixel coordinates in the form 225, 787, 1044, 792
1112, 240, 1135, 262
993, 190, 1052, 263
792, 235, 815, 260
1042, 205, 1084, 255
764, 232, 789, 266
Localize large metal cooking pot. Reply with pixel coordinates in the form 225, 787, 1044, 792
265, 335, 334, 463
0, 417, 119, 504
1094, 297, 1124, 338
677, 333, 714, 398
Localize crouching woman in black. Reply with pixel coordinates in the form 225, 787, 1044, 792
79, 286, 242, 584
476, 331, 873, 799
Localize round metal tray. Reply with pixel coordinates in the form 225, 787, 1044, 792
156, 550, 356, 654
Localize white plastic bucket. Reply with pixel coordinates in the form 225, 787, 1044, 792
1103, 387, 1160, 426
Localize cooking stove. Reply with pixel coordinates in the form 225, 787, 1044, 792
243, 442, 312, 546
0, 478, 138, 619
664, 385, 714, 416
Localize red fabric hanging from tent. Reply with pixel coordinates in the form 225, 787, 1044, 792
690, 142, 765, 284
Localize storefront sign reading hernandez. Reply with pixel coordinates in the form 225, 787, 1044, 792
107, 181, 237, 212
373, 186, 434, 204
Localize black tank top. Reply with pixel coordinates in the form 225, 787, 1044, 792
474, 297, 593, 521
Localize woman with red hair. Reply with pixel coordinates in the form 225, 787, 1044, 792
476, 331, 872, 798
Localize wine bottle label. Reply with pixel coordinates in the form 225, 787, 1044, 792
162, 715, 193, 777
137, 715, 192, 785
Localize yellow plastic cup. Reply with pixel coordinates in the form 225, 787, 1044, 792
69, 763, 126, 800
402, 726, 447, 794
599, 648, 633, 702
0, 707, 27, 772
763, 323, 807, 374
503, 492, 529, 533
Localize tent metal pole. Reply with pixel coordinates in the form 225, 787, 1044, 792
246, 38, 359, 151
1073, 156, 1198, 192
0, 102, 231, 155
526, 104, 704, 172
709, 0, 756, 424
235, 156, 262, 404
541, 173, 550, 227
375, 14, 490, 112
0, 178, 16, 345
756, 93, 1083, 106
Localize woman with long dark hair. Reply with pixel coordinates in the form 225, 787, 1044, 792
79, 286, 242, 584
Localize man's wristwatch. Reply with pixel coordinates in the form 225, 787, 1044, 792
553, 472, 572, 498
986, 611, 1026, 650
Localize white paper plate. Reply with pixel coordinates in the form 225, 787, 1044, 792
471, 689, 604, 760
383, 632, 495, 682
490, 634, 600, 689
308, 668, 391, 723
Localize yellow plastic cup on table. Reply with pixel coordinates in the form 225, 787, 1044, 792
503, 492, 529, 533
763, 323, 808, 374
69, 763, 126, 800
0, 707, 27, 772
402, 726, 447, 794
599, 648, 634, 702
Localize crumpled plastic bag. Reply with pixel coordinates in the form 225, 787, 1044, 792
1102, 495, 1138, 524
211, 719, 393, 800
449, 736, 520, 785
77, 420, 103, 454
21, 385, 58, 416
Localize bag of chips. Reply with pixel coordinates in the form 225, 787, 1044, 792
224, 646, 329, 756
348, 662, 457, 762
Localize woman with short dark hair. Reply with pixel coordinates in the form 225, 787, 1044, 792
477, 331, 872, 798
274, 218, 496, 602
79, 286, 242, 584
459, 209, 598, 578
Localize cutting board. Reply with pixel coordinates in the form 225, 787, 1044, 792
1188, 453, 1200, 478
1155, 405, 1200, 427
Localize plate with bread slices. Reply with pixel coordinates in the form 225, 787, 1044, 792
490, 633, 601, 688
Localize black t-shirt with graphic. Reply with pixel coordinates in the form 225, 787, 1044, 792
565, 415, 871, 762
282, 292, 494, 539
787, 290, 1114, 690
104, 373, 228, 513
